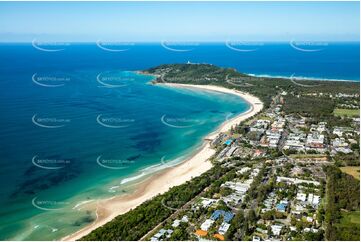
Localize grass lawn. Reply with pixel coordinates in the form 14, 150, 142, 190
340, 166, 360, 180
339, 211, 360, 225
334, 108, 360, 117
334, 210, 360, 241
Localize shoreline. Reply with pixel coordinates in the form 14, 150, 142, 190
139, 70, 359, 83
62, 84, 263, 241
246, 73, 359, 83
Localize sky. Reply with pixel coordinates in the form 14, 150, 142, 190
0, 1, 359, 42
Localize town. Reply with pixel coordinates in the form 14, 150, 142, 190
145, 87, 359, 241
82, 64, 360, 242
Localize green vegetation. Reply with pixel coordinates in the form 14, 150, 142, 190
324, 166, 360, 241
333, 211, 360, 241
339, 210, 360, 225
340, 166, 360, 180
79, 64, 359, 241
80, 165, 228, 240
283, 95, 335, 116
145, 64, 360, 132
334, 153, 360, 166
145, 63, 359, 109
334, 108, 360, 117
289, 154, 328, 159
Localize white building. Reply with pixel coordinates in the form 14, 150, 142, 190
218, 222, 231, 235
296, 192, 307, 202
201, 219, 214, 231
271, 224, 283, 236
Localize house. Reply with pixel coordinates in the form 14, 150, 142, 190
201, 219, 214, 231
151, 229, 174, 241
307, 194, 320, 207
218, 222, 231, 235
250, 120, 270, 132
214, 234, 225, 241
226, 146, 238, 157
200, 198, 218, 208
271, 224, 283, 236
277, 177, 320, 186
172, 220, 181, 228
171, 215, 189, 228
332, 138, 353, 154
252, 236, 261, 241
283, 133, 306, 151
253, 149, 266, 158
333, 127, 353, 137
306, 132, 325, 151
296, 192, 307, 202
237, 167, 251, 175
304, 228, 319, 233
195, 230, 208, 237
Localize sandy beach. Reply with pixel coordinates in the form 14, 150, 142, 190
62, 84, 263, 241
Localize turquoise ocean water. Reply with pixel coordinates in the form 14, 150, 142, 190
0, 42, 358, 240
0, 68, 248, 240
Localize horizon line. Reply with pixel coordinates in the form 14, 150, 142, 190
1, 40, 360, 44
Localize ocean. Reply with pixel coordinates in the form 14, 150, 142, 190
0, 42, 359, 240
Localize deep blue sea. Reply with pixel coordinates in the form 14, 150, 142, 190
0, 42, 359, 240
